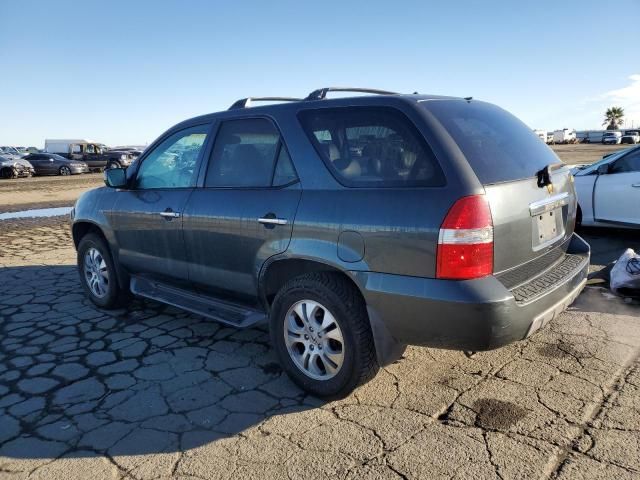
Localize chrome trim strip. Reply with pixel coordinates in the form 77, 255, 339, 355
258, 217, 288, 225
529, 192, 570, 217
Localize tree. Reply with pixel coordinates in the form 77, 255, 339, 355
603, 107, 624, 130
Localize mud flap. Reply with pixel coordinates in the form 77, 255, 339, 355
366, 306, 407, 367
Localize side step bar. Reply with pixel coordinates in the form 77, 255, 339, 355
130, 276, 266, 328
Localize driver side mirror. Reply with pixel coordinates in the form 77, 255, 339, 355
597, 164, 610, 175
104, 168, 127, 188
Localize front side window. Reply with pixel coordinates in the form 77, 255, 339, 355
205, 118, 297, 187
298, 107, 445, 187
136, 124, 209, 189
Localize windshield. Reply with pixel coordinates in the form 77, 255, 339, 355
422, 100, 562, 184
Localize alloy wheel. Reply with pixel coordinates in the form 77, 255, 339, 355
83, 247, 109, 298
284, 299, 345, 380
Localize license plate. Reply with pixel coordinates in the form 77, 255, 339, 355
533, 207, 564, 250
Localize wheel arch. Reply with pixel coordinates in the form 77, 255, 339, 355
260, 257, 406, 367
72, 221, 129, 288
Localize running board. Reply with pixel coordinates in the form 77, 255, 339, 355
130, 276, 266, 328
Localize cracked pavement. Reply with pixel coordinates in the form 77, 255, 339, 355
1, 216, 639, 479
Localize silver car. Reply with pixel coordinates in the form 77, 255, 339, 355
0, 155, 35, 178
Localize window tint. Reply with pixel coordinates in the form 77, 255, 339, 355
136, 125, 209, 189
611, 150, 640, 173
206, 118, 293, 188
298, 107, 444, 187
423, 100, 562, 184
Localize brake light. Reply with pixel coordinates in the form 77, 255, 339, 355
436, 195, 493, 280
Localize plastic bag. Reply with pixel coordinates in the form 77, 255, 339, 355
610, 248, 640, 297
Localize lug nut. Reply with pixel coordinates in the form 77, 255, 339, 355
304, 334, 309, 340
310, 345, 314, 351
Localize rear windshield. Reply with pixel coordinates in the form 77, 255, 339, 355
298, 106, 445, 187
422, 100, 562, 184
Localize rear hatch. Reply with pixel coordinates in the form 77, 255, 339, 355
423, 100, 578, 289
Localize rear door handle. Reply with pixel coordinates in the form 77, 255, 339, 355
258, 217, 287, 225
159, 209, 180, 219
632, 183, 640, 188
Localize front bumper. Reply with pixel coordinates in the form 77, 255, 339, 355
352, 233, 590, 352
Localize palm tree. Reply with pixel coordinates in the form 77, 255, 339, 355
603, 107, 624, 130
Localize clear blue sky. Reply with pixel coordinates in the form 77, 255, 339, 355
1, 0, 639, 147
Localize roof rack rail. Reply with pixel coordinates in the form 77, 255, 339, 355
228, 97, 303, 110
305, 87, 399, 101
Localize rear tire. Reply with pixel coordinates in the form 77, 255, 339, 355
77, 233, 129, 309
270, 272, 378, 398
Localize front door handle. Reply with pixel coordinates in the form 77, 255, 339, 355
258, 217, 287, 225
632, 183, 640, 188
159, 209, 180, 219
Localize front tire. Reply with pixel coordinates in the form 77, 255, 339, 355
77, 233, 128, 309
59, 166, 71, 176
1, 167, 16, 179
270, 272, 378, 398
107, 161, 121, 169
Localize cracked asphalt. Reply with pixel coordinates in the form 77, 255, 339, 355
1, 216, 639, 479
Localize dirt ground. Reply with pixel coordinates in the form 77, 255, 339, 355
550, 143, 628, 165
0, 146, 638, 479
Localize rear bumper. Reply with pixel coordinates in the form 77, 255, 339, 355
352, 233, 590, 352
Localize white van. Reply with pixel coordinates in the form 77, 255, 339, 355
533, 129, 547, 142
553, 128, 577, 144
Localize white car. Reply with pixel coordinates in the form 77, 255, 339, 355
601, 132, 622, 145
621, 130, 640, 144
573, 145, 640, 228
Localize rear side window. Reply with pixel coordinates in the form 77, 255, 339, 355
205, 118, 297, 188
423, 100, 562, 184
298, 107, 445, 187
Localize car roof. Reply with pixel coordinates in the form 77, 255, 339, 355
173, 92, 465, 130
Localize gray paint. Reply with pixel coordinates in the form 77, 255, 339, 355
72, 93, 590, 360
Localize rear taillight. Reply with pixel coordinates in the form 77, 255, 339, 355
436, 195, 493, 280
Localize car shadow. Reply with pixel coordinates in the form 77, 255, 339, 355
0, 265, 322, 459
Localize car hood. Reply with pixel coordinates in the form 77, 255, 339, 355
1, 158, 33, 168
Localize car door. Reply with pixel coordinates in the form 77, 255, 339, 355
25, 155, 44, 174
594, 148, 640, 226
110, 124, 212, 285
183, 117, 301, 304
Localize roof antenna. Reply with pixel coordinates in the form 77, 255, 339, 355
464, 96, 473, 102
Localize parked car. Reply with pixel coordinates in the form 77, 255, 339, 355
546, 132, 554, 144
602, 131, 622, 145
573, 145, 640, 228
108, 146, 144, 159
552, 128, 577, 144
621, 130, 640, 144
0, 155, 35, 179
0, 146, 27, 158
71, 88, 589, 397
23, 153, 89, 176
44, 139, 135, 171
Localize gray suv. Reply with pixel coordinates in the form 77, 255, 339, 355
71, 88, 590, 397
